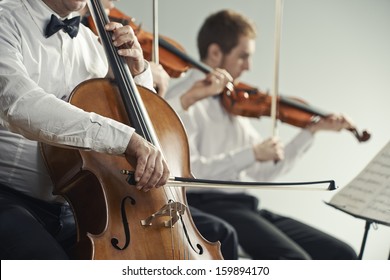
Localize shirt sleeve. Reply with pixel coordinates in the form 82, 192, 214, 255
189, 139, 257, 180
184, 109, 256, 181
242, 129, 314, 181
187, 106, 314, 181
133, 60, 154, 91
0, 18, 149, 155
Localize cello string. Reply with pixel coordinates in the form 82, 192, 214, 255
149, 0, 185, 257
152, 0, 193, 258
90, 0, 179, 258
90, 0, 150, 140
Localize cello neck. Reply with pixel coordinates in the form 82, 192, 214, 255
87, 0, 158, 145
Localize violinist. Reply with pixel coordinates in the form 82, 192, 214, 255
80, 0, 239, 260
165, 9, 358, 260
0, 0, 169, 259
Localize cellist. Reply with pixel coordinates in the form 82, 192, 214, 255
0, 0, 169, 259
79, 0, 240, 260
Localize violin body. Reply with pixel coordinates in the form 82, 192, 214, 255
40, 79, 222, 259
222, 82, 318, 128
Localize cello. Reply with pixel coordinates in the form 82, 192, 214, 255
40, 0, 222, 260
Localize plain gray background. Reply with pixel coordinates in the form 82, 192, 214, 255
115, 0, 390, 259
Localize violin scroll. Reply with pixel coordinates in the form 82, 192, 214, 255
350, 128, 371, 143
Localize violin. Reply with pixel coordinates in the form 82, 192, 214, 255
85, 7, 189, 78
152, 36, 371, 142
221, 83, 371, 142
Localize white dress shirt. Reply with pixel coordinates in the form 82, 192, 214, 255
0, 0, 154, 202
165, 68, 314, 193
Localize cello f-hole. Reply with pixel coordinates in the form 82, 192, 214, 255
111, 196, 136, 251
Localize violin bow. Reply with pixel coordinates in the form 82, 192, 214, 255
152, 0, 159, 65
271, 0, 284, 138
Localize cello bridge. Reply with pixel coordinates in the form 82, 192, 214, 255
140, 201, 187, 228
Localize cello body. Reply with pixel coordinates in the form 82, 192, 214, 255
40, 78, 222, 259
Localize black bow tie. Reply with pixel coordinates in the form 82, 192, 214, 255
45, 14, 81, 39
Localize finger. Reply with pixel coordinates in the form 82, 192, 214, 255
133, 153, 148, 187
117, 47, 142, 58
112, 26, 136, 46
277, 151, 285, 161
135, 153, 156, 191
215, 68, 233, 82
144, 156, 166, 191
113, 34, 136, 48
105, 22, 123, 32
217, 72, 228, 84
270, 136, 280, 145
136, 151, 165, 192
210, 75, 220, 86
155, 160, 170, 188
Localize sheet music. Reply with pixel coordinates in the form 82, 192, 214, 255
328, 140, 390, 225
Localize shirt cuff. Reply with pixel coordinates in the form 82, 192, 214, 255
133, 60, 155, 92
93, 114, 135, 154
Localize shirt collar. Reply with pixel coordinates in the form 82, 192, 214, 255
23, 0, 78, 37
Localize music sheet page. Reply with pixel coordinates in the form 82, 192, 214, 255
328, 140, 390, 225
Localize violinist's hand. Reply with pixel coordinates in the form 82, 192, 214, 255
125, 133, 170, 192
150, 62, 170, 97
202, 68, 232, 96
105, 22, 145, 76
180, 68, 232, 110
253, 137, 284, 162
306, 113, 354, 134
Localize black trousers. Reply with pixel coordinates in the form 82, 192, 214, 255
0, 184, 238, 260
187, 192, 358, 260
190, 206, 238, 260
0, 185, 75, 259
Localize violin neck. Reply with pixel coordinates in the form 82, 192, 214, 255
280, 96, 328, 117
158, 37, 212, 74
87, 0, 158, 144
